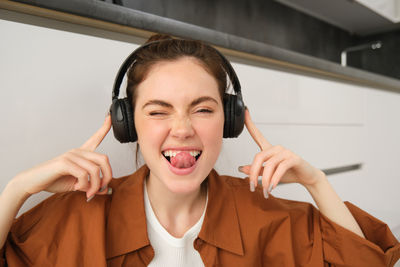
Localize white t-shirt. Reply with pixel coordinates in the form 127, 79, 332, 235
144, 181, 208, 267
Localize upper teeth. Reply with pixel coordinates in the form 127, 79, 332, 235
163, 150, 201, 157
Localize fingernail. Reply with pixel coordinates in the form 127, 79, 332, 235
268, 184, 274, 193
263, 188, 269, 199
105, 109, 110, 117
107, 188, 113, 195
238, 166, 244, 172
99, 185, 107, 192
250, 181, 255, 192
87, 195, 95, 202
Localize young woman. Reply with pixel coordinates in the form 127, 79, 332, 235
1, 34, 399, 266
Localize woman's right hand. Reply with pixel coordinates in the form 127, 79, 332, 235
10, 115, 113, 201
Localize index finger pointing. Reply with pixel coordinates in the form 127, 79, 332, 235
81, 115, 112, 151
244, 109, 272, 150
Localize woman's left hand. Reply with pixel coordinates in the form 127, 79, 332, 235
239, 109, 326, 196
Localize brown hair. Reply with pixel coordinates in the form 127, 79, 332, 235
127, 34, 229, 167
126, 34, 228, 110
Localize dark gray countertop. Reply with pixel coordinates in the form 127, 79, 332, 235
7, 0, 400, 92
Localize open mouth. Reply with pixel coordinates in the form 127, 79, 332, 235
162, 150, 202, 169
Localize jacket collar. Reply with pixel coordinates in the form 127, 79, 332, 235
106, 165, 244, 259
106, 165, 151, 259
199, 168, 244, 256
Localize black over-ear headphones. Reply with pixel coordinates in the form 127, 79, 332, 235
109, 39, 245, 143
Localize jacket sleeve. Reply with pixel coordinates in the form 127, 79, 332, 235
0, 194, 52, 266
320, 201, 400, 267
0, 191, 109, 266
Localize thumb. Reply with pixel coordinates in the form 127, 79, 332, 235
238, 165, 264, 176
95, 186, 113, 196
238, 165, 251, 175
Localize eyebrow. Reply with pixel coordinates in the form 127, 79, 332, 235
141, 96, 219, 110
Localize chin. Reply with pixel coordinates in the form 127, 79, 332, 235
163, 177, 204, 195
151, 164, 211, 195
161, 161, 210, 192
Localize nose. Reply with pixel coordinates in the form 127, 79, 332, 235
170, 115, 195, 139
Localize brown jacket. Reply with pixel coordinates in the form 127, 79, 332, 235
1, 165, 399, 266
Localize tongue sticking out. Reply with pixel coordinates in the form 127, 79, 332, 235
170, 151, 196, 168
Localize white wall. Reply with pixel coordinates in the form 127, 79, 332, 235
356, 0, 399, 22
1, 8, 399, 251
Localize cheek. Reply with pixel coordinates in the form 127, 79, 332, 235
135, 117, 168, 148
193, 114, 224, 147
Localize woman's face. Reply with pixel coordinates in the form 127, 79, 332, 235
134, 57, 224, 194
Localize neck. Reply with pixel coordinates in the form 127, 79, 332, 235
145, 173, 207, 237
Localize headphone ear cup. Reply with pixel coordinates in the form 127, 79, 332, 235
229, 94, 236, 137
223, 94, 245, 138
223, 94, 229, 138
122, 98, 137, 142
223, 94, 234, 138
232, 95, 245, 137
110, 98, 137, 143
